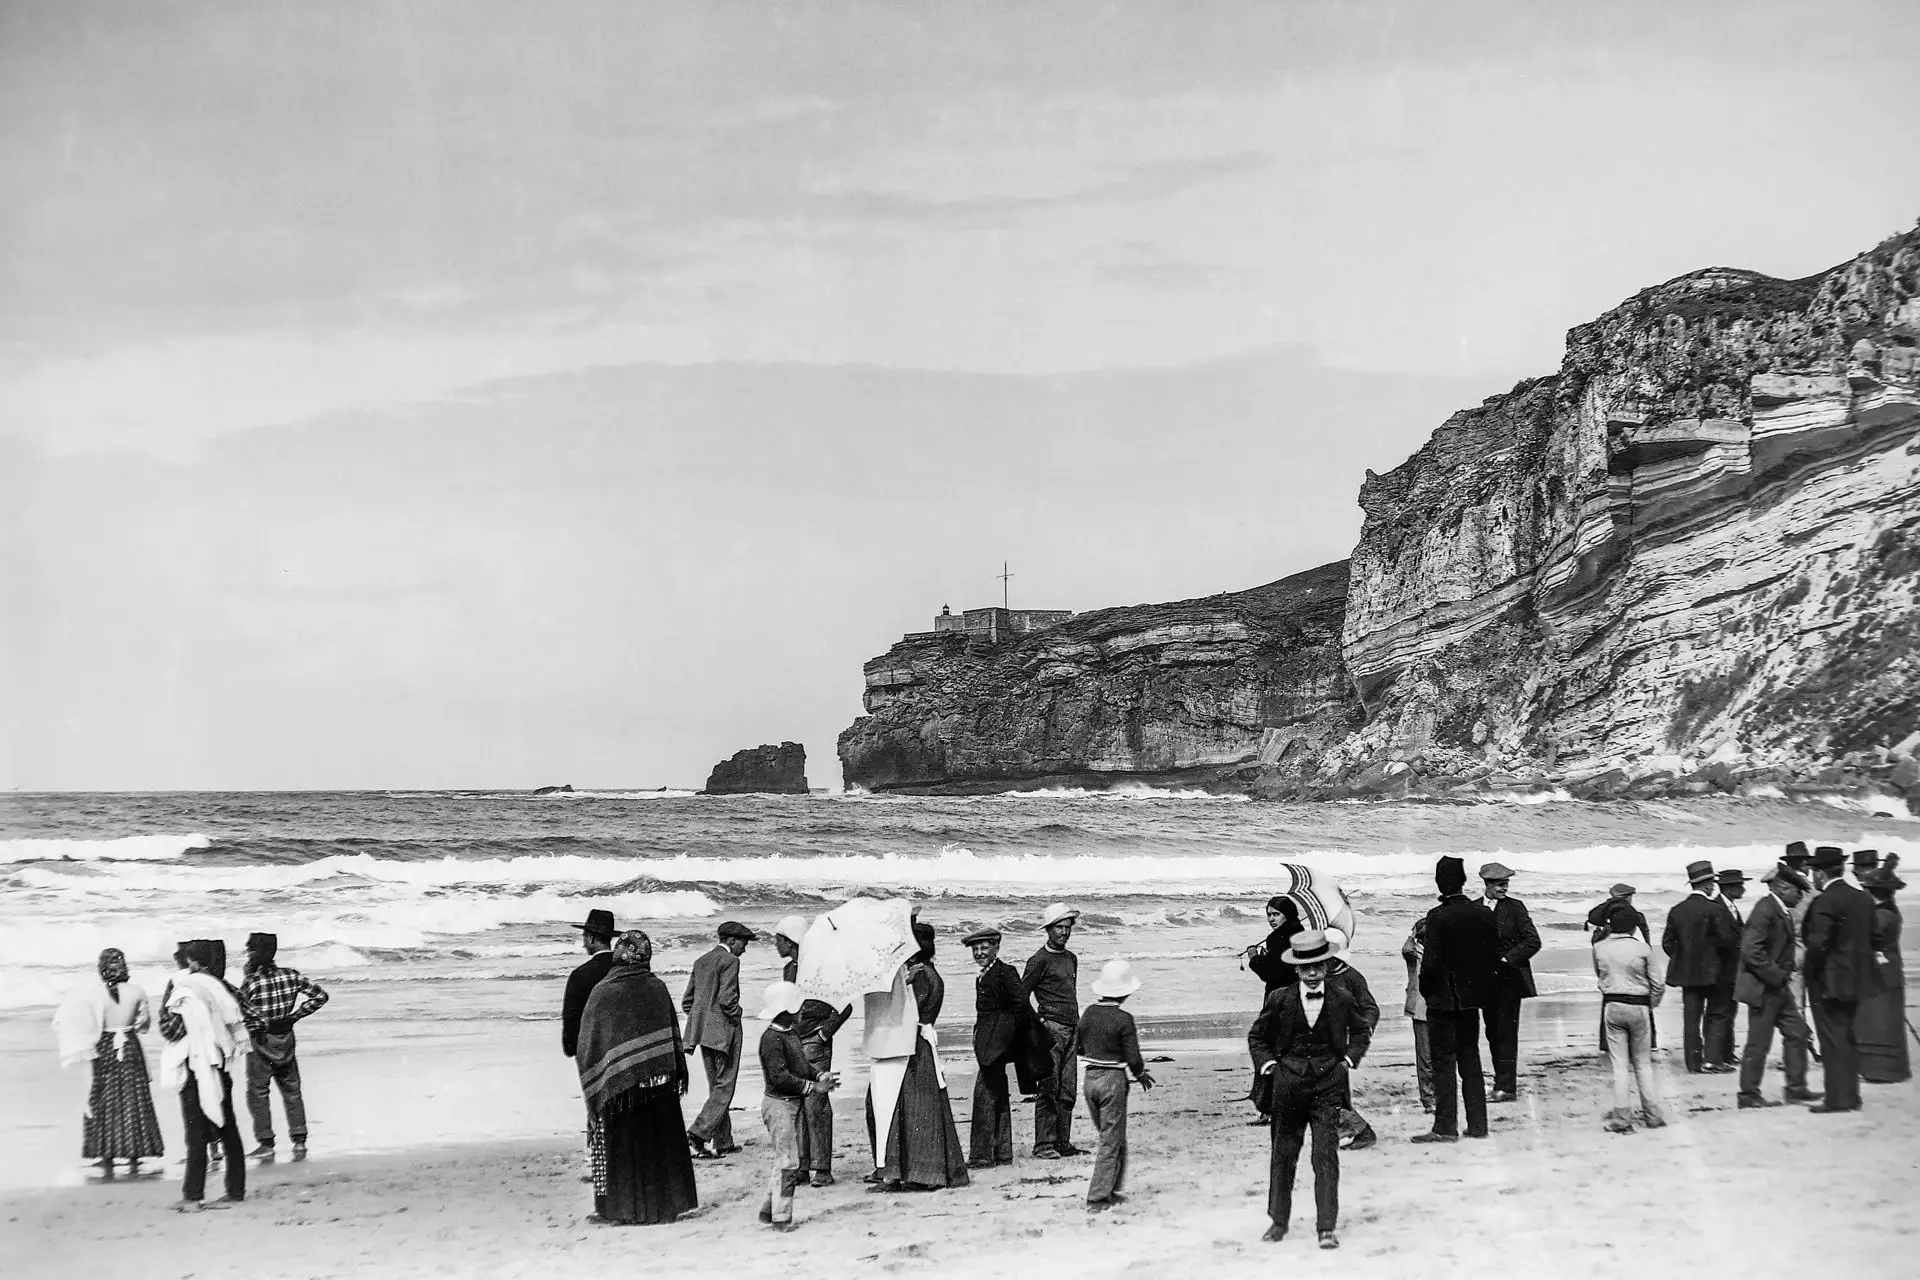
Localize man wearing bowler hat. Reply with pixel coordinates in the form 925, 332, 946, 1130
1413, 856, 1499, 1143
683, 921, 757, 1157
1802, 845, 1883, 1111
240, 930, 329, 1163
1475, 862, 1539, 1101
1663, 860, 1738, 1073
1709, 869, 1750, 1068
1023, 903, 1084, 1159
561, 909, 618, 1204
964, 926, 1027, 1168
1735, 865, 1818, 1108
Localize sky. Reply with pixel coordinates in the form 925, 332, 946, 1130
3, 0, 1917, 790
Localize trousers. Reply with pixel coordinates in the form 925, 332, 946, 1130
1481, 994, 1523, 1093
968, 1060, 1013, 1164
688, 1022, 741, 1150
1427, 1009, 1487, 1136
1601, 1003, 1664, 1123
1680, 985, 1733, 1072
759, 1095, 802, 1225
1268, 1061, 1344, 1234
1411, 1019, 1435, 1109
798, 1036, 835, 1173
246, 1036, 309, 1146
1083, 1068, 1129, 1203
1033, 1018, 1078, 1153
181, 1070, 246, 1202
1811, 998, 1861, 1110
1709, 982, 1739, 1065
1737, 988, 1812, 1103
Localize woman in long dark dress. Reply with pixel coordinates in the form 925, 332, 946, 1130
575, 930, 699, 1224
868, 922, 969, 1190
54, 948, 165, 1177
1859, 864, 1910, 1084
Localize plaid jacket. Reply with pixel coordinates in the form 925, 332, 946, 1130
241, 964, 329, 1034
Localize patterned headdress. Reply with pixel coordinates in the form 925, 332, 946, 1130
98, 948, 129, 1002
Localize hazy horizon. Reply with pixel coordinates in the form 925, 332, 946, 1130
5, 1, 1918, 791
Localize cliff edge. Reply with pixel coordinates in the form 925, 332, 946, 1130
839, 222, 1920, 800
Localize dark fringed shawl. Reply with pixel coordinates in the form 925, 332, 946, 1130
577, 966, 684, 1115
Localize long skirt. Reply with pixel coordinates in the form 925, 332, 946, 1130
82, 1032, 164, 1161
1858, 964, 1910, 1084
599, 1084, 699, 1225
865, 1037, 969, 1189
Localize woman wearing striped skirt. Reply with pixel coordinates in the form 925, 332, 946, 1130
55, 949, 165, 1177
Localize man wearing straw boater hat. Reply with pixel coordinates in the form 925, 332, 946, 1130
683, 920, 757, 1158
1661, 860, 1738, 1073
1735, 864, 1818, 1108
1802, 845, 1882, 1111
1023, 902, 1084, 1159
561, 909, 618, 1203
1249, 929, 1375, 1250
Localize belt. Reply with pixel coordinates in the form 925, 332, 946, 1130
1602, 993, 1652, 1007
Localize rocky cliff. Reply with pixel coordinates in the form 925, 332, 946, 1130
704, 742, 810, 795
840, 222, 1920, 801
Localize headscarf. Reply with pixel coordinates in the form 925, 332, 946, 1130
910, 920, 936, 965
98, 948, 129, 1003
576, 937, 682, 1114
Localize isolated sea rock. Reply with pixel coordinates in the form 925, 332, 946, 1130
704, 742, 809, 795
839, 222, 1920, 798
532, 784, 574, 795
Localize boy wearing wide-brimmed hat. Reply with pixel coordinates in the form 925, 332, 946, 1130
755, 981, 840, 1231
1661, 860, 1738, 1073
1249, 929, 1376, 1250
1074, 959, 1155, 1212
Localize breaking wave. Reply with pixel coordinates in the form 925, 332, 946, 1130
0, 833, 211, 863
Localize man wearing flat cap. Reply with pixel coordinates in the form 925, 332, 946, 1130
1709, 869, 1750, 1068
1662, 861, 1738, 1073
1735, 866, 1817, 1108
683, 921, 756, 1157
240, 930, 329, 1163
1586, 885, 1648, 945
964, 927, 1027, 1168
1475, 863, 1539, 1102
1023, 903, 1083, 1159
1802, 846, 1883, 1111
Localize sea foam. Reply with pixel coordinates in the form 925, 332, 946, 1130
0, 833, 211, 863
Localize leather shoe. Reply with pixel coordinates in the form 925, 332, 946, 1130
1034, 1147, 1061, 1160
1409, 1131, 1457, 1144
1261, 1224, 1286, 1243
1737, 1098, 1782, 1110
1783, 1089, 1821, 1104
1318, 1231, 1339, 1250
1700, 1064, 1734, 1074
808, 1172, 835, 1188
1806, 1103, 1858, 1114
1054, 1143, 1086, 1157
1465, 1128, 1489, 1139
1487, 1090, 1516, 1103
965, 1158, 997, 1170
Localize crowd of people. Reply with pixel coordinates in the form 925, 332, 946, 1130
52, 931, 329, 1209
46, 837, 1907, 1248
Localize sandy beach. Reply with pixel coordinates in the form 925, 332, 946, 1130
5, 987, 1914, 1280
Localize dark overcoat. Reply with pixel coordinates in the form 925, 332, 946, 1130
1420, 894, 1503, 1011
1733, 892, 1796, 1007
1662, 893, 1737, 987
1802, 879, 1883, 1003
1488, 896, 1541, 999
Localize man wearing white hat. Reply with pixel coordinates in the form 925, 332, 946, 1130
1023, 903, 1084, 1159
755, 980, 840, 1231
1074, 959, 1156, 1211
773, 915, 851, 1186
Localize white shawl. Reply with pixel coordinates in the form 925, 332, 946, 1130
159, 973, 250, 1123
53, 981, 117, 1069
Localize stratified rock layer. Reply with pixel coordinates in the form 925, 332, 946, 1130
839, 563, 1357, 795
704, 742, 809, 795
839, 223, 1920, 800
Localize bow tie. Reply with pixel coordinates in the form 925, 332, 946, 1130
1303, 989, 1325, 1000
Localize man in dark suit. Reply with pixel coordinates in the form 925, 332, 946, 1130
1735, 866, 1817, 1108
1476, 862, 1540, 1101
1710, 868, 1750, 1067
1249, 930, 1376, 1250
1802, 845, 1884, 1112
965, 926, 1029, 1168
561, 909, 617, 1209
1414, 856, 1500, 1143
682, 920, 754, 1157
1662, 860, 1738, 1073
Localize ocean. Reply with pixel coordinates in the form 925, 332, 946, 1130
3, 787, 1911, 1019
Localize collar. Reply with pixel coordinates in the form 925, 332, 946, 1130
1690, 886, 1717, 899
1302, 984, 1327, 998
1045, 943, 1068, 955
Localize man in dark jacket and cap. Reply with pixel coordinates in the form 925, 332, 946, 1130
1662, 861, 1738, 1073
1476, 861, 1540, 1101
965, 926, 1029, 1168
1803, 845, 1884, 1111
1412, 857, 1499, 1143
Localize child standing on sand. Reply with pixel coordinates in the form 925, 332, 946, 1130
1073, 960, 1156, 1212
756, 982, 838, 1231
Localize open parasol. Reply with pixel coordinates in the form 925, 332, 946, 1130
1272, 864, 1358, 947
794, 897, 916, 1008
